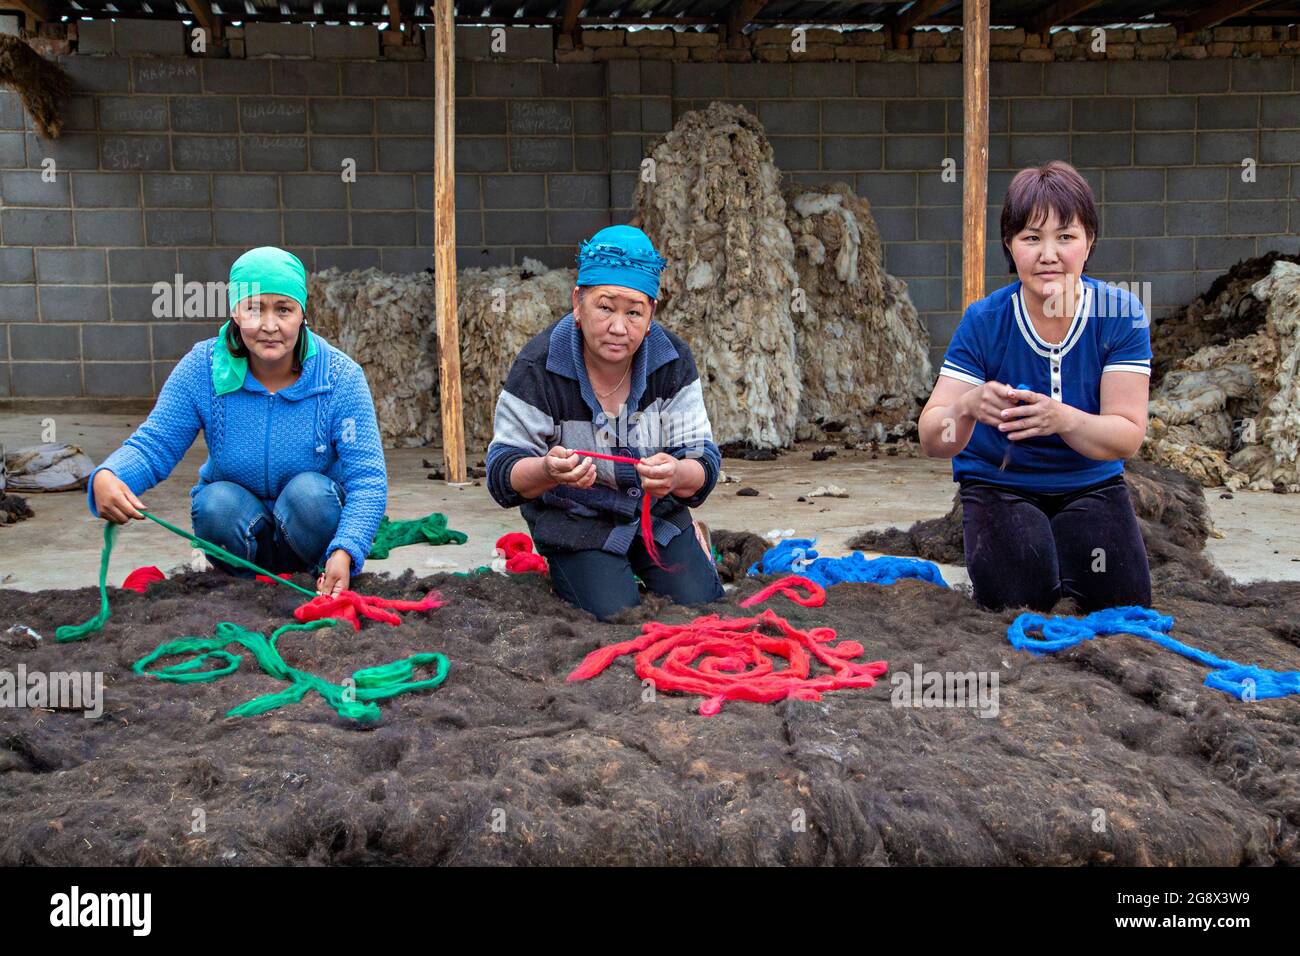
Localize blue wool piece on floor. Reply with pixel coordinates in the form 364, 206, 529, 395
1008, 606, 1300, 702
748, 538, 947, 589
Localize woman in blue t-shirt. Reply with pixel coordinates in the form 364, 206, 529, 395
918, 161, 1152, 612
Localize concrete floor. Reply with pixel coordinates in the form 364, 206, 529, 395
2, 406, 1299, 592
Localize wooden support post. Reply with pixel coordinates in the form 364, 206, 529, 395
560, 0, 584, 45
183, 0, 222, 44
889, 0, 948, 49
1026, 0, 1103, 36
962, 0, 989, 310
434, 0, 466, 483
720, 0, 766, 50
1182, 0, 1270, 36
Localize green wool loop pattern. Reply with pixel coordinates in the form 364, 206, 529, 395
134, 617, 450, 722
56, 513, 320, 643
368, 512, 468, 560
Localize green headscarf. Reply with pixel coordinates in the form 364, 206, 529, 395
213, 247, 316, 395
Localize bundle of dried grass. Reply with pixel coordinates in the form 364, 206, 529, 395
783, 182, 932, 442
0, 35, 70, 139
1144, 260, 1300, 491
307, 268, 440, 448
636, 102, 800, 450
458, 258, 575, 453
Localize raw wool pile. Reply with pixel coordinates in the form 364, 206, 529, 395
308, 268, 440, 448
4, 555, 1300, 865
636, 102, 801, 450
458, 259, 575, 453
850, 459, 1224, 589
1150, 251, 1299, 384
0, 494, 34, 526
1143, 260, 1300, 492
0, 35, 70, 139
783, 182, 932, 442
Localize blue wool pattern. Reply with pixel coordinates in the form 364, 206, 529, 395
1008, 606, 1300, 701
87, 335, 388, 575
749, 538, 948, 589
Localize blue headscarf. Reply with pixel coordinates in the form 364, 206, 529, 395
575, 225, 667, 301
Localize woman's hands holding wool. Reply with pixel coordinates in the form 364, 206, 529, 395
959, 382, 1021, 428
542, 445, 597, 489
997, 388, 1079, 441
635, 453, 679, 498
93, 470, 146, 524
317, 549, 351, 597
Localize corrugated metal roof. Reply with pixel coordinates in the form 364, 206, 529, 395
48, 0, 1300, 26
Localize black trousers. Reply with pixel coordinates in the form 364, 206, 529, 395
546, 525, 724, 621
959, 474, 1152, 613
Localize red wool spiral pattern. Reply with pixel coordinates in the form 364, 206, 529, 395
567, 605, 887, 717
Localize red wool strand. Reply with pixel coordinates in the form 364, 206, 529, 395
495, 532, 549, 575
739, 575, 826, 608
567, 607, 887, 717
571, 449, 664, 568
292, 590, 446, 632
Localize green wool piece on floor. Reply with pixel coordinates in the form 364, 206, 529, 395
134, 618, 450, 722
368, 512, 468, 560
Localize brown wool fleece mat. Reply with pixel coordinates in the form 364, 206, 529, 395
2, 536, 1298, 866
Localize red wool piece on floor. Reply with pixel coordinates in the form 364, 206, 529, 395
739, 575, 826, 608
293, 590, 446, 632
495, 532, 548, 575
121, 566, 165, 593
567, 607, 888, 717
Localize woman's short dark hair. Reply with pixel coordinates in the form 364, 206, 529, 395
1000, 160, 1098, 273
225, 317, 310, 370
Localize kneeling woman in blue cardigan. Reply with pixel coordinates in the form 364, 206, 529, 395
88, 246, 387, 597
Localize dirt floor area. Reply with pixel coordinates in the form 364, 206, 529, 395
1, 554, 1298, 865
2, 404, 1299, 866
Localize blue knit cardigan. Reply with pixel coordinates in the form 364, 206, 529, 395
87, 333, 388, 574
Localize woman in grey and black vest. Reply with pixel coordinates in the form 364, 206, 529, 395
486, 225, 724, 620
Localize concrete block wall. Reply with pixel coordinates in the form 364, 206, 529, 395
0, 27, 1297, 397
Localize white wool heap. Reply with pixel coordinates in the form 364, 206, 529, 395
635, 101, 801, 449
458, 258, 575, 452
1144, 260, 1300, 492
309, 261, 575, 451
783, 182, 932, 442
307, 267, 440, 448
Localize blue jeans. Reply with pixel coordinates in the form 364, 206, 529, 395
191, 472, 345, 577
959, 475, 1152, 613
546, 525, 725, 621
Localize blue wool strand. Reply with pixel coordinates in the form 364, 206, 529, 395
1008, 606, 1300, 701
749, 538, 947, 589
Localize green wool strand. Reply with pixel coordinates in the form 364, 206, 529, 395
135, 618, 450, 722
55, 522, 119, 643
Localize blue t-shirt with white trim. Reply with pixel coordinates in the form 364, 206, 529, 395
938, 275, 1152, 493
